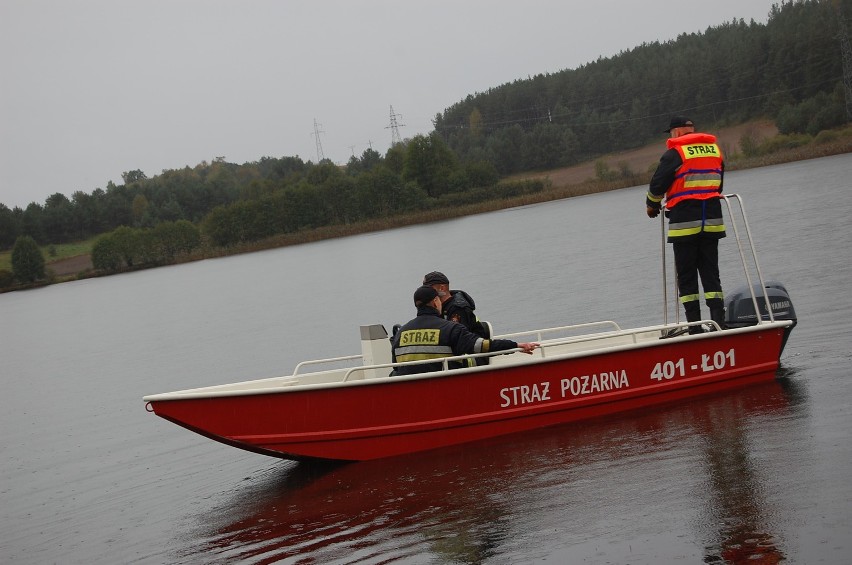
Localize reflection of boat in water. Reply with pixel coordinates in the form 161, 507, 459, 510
176, 377, 805, 564
143, 195, 797, 462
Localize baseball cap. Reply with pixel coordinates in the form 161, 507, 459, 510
413, 285, 439, 306
422, 271, 450, 285
664, 116, 694, 133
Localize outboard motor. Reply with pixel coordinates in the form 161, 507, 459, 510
725, 281, 796, 355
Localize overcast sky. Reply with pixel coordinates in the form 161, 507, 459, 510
0, 0, 779, 209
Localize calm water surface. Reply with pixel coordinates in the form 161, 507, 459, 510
1, 154, 851, 564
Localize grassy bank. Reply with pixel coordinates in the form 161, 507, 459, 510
0, 238, 96, 272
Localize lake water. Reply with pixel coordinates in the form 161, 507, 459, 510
1, 153, 851, 564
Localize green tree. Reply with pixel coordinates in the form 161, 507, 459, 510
22, 203, 45, 243
72, 190, 105, 239
131, 194, 150, 227
384, 144, 406, 175
469, 107, 483, 137
43, 192, 75, 243
402, 134, 459, 197
0, 204, 22, 249
11, 235, 45, 282
122, 169, 147, 184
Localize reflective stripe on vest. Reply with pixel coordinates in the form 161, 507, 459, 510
665, 134, 723, 210
667, 216, 725, 238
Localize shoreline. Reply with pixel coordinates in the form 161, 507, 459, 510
7, 131, 852, 294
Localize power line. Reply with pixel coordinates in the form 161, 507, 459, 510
433, 48, 843, 133
434, 71, 842, 133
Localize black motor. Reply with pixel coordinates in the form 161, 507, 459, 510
725, 280, 796, 355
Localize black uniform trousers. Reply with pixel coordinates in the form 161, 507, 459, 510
672, 237, 724, 319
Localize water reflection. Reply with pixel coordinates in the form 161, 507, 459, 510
181, 377, 807, 564
698, 373, 806, 564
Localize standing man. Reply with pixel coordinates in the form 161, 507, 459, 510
391, 285, 538, 376
646, 116, 726, 333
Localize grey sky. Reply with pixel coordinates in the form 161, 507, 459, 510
0, 0, 779, 209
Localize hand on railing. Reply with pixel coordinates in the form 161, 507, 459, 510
518, 342, 539, 354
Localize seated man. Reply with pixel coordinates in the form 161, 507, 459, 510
391, 285, 537, 376
423, 271, 489, 339
423, 271, 491, 365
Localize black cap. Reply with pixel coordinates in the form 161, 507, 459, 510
413, 285, 439, 306
664, 116, 694, 133
423, 271, 449, 285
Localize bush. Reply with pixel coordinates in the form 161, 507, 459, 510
740, 132, 760, 157
776, 92, 847, 136
0, 269, 14, 288
91, 234, 123, 272
464, 160, 500, 188
758, 133, 811, 154
813, 129, 839, 145
594, 160, 617, 181
11, 235, 45, 282
111, 225, 142, 267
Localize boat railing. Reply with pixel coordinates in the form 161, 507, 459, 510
292, 354, 363, 376
324, 314, 790, 384
661, 193, 775, 327
340, 352, 507, 382
518, 322, 702, 359
721, 194, 775, 324
340, 321, 707, 381
498, 320, 622, 342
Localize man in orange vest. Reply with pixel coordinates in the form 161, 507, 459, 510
646, 116, 726, 334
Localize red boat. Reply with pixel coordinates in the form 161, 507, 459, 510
143, 195, 796, 461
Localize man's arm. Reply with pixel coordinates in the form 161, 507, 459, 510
646, 149, 682, 216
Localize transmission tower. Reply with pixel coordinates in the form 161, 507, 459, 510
836, 1, 852, 120
386, 105, 405, 146
312, 118, 325, 162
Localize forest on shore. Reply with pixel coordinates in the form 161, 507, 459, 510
1, 0, 850, 291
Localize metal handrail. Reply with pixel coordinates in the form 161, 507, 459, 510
341, 348, 524, 382
660, 192, 775, 328
312, 322, 623, 382
292, 354, 362, 376
721, 194, 775, 324
341, 317, 791, 382
498, 320, 622, 342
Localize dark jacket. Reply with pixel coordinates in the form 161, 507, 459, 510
391, 306, 518, 376
444, 289, 488, 338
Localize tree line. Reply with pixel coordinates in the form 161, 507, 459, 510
1, 0, 849, 282
433, 0, 849, 174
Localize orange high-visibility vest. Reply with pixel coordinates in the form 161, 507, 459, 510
664, 133, 723, 209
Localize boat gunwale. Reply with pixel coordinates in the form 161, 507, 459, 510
142, 320, 792, 403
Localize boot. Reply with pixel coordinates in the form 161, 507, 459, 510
710, 307, 727, 331
686, 308, 704, 335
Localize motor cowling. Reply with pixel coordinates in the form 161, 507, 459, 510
725, 281, 796, 356
725, 281, 796, 326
